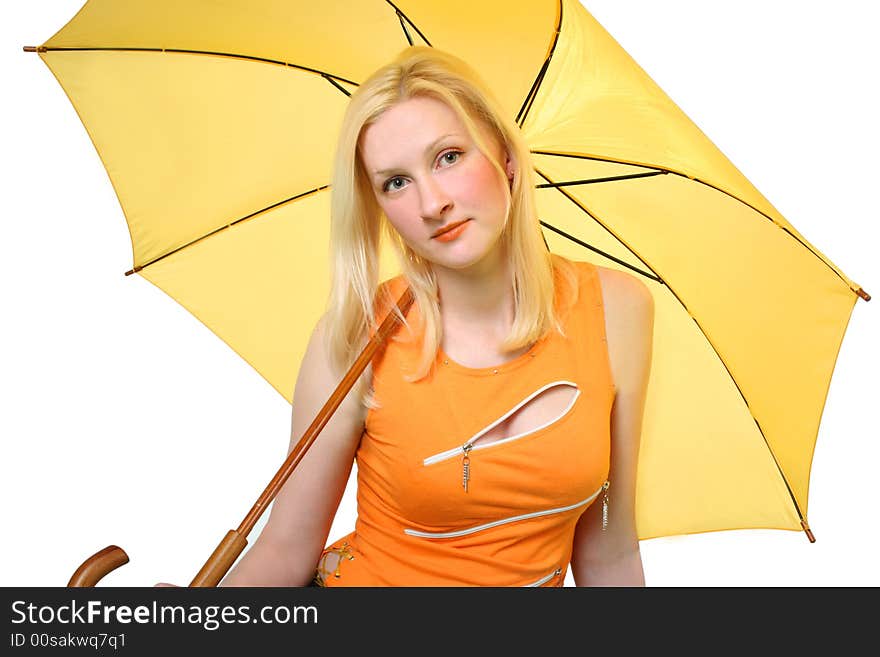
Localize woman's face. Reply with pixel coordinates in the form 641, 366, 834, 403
358, 95, 513, 274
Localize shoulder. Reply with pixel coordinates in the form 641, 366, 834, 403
592, 265, 654, 395
593, 265, 653, 315
562, 258, 651, 314
307, 313, 369, 427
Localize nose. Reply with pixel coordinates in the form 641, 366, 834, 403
418, 175, 453, 222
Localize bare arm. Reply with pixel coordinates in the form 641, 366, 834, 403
219, 314, 367, 586
570, 268, 654, 586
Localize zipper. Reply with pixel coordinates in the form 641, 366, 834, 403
461, 443, 472, 492
525, 567, 563, 587
404, 483, 605, 539
601, 479, 610, 531
422, 381, 581, 492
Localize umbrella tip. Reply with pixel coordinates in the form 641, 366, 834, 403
856, 288, 871, 302
800, 520, 816, 543
23, 46, 46, 53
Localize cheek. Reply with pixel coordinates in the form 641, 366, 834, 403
381, 201, 419, 241
456, 158, 504, 207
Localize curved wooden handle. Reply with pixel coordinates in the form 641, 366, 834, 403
68, 545, 129, 587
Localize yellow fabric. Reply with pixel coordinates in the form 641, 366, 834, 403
33, 0, 865, 540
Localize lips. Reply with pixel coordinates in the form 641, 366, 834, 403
432, 219, 470, 238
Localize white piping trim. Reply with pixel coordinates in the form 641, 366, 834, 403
423, 380, 581, 466
525, 567, 562, 587
403, 484, 604, 539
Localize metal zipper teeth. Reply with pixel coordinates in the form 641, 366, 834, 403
423, 380, 581, 467
525, 567, 563, 587
403, 483, 605, 539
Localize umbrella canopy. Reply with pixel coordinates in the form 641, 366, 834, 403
24, 0, 868, 543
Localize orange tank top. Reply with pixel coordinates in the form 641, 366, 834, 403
317, 257, 614, 587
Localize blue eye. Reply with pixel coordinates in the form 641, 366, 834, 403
384, 177, 405, 192
382, 149, 463, 193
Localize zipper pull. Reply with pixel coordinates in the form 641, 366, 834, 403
462, 443, 473, 492
601, 479, 610, 531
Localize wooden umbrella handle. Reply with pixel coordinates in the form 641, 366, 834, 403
67, 545, 129, 587
68, 286, 416, 587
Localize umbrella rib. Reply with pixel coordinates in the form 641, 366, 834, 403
322, 75, 352, 97
535, 166, 811, 535
539, 221, 659, 283
517, 59, 552, 129
385, 1, 434, 47
534, 166, 663, 282
516, 0, 564, 128
533, 150, 862, 297
123, 185, 329, 276
397, 12, 414, 46
538, 170, 665, 189
30, 46, 360, 87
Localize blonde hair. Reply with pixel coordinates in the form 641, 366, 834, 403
324, 46, 578, 409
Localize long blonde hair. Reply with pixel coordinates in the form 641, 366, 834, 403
324, 46, 578, 409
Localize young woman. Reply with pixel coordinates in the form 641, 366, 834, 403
218, 46, 653, 587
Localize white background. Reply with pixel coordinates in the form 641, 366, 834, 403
2, 1, 877, 587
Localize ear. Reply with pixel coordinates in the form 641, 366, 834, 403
505, 155, 516, 180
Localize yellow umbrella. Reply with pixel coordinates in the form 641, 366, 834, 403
21, 0, 869, 552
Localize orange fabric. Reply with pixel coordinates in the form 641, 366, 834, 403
319, 257, 614, 586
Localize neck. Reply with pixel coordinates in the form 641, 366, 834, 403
434, 249, 515, 333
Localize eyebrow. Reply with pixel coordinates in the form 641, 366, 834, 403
372, 134, 459, 179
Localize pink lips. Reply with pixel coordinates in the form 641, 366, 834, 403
432, 219, 470, 241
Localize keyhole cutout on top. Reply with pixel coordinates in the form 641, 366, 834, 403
471, 382, 580, 449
